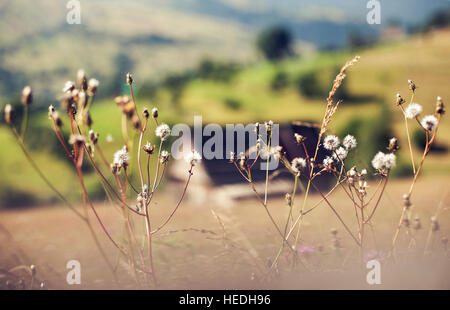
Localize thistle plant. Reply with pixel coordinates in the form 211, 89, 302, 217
392, 83, 445, 253
4, 70, 198, 287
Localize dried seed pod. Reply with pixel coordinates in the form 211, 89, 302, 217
387, 137, 399, 152
21, 86, 32, 106
4, 104, 15, 125
77, 69, 87, 91
143, 142, 154, 154
87, 78, 99, 96
126, 72, 133, 85
294, 133, 306, 144
396, 93, 405, 106
143, 108, 149, 119
436, 96, 445, 115
285, 193, 292, 206
408, 79, 416, 92
431, 216, 440, 232
151, 107, 158, 119
89, 130, 99, 144
403, 194, 412, 209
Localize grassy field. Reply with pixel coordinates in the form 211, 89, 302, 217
1, 175, 449, 289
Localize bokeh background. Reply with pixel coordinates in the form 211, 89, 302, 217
0, 0, 449, 207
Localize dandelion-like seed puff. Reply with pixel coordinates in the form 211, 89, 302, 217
420, 115, 438, 131
155, 124, 171, 140
404, 103, 423, 119
323, 135, 340, 151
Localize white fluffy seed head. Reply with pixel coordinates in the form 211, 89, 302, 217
333, 147, 348, 161
185, 150, 202, 166
323, 156, 334, 169
404, 103, 423, 119
371, 151, 396, 172
323, 135, 340, 151
420, 115, 438, 131
113, 146, 130, 168
343, 135, 357, 150
291, 157, 306, 174
155, 124, 171, 140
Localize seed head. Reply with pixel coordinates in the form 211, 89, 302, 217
387, 137, 400, 152
126, 72, 133, 85
143, 108, 149, 119
155, 123, 171, 140
291, 157, 306, 175
407, 79, 416, 92
323, 135, 340, 151
333, 146, 348, 161
151, 107, 158, 119
87, 78, 99, 96
285, 193, 292, 206
143, 142, 154, 154
89, 130, 99, 144
413, 216, 421, 230
160, 150, 170, 163
421, 115, 438, 131
343, 135, 357, 150
69, 134, 85, 148
404, 103, 423, 119
323, 156, 334, 170
77, 69, 87, 91
371, 152, 396, 174
21, 86, 32, 106
436, 96, 445, 115
184, 150, 201, 166
113, 146, 130, 168
403, 194, 412, 209
63, 81, 75, 93
396, 93, 405, 106
4, 104, 15, 125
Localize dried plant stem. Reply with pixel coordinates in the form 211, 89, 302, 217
20, 104, 29, 141
392, 114, 441, 250
9, 126, 84, 220
399, 100, 416, 174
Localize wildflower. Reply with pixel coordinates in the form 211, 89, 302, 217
343, 135, 357, 150
151, 107, 158, 119
4, 104, 15, 125
126, 72, 133, 85
77, 69, 87, 91
407, 79, 416, 92
143, 142, 154, 154
63, 81, 75, 93
87, 79, 99, 96
371, 152, 396, 173
155, 123, 171, 140
404, 103, 422, 119
396, 93, 405, 106
323, 156, 334, 170
21, 86, 32, 106
333, 146, 348, 161
160, 150, 170, 163
185, 150, 201, 166
436, 96, 445, 115
323, 135, 340, 151
387, 137, 399, 152
113, 146, 130, 168
420, 115, 438, 131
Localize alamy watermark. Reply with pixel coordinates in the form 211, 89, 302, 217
367, 0, 381, 25
66, 0, 81, 24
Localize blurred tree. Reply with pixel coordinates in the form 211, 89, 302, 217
256, 25, 294, 61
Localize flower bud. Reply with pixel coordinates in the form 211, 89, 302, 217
77, 69, 87, 91
4, 104, 15, 125
21, 86, 32, 106
151, 107, 158, 119
436, 96, 445, 115
126, 72, 133, 85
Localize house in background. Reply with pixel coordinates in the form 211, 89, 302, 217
168, 122, 331, 207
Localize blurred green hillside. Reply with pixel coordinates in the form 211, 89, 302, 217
1, 29, 450, 207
